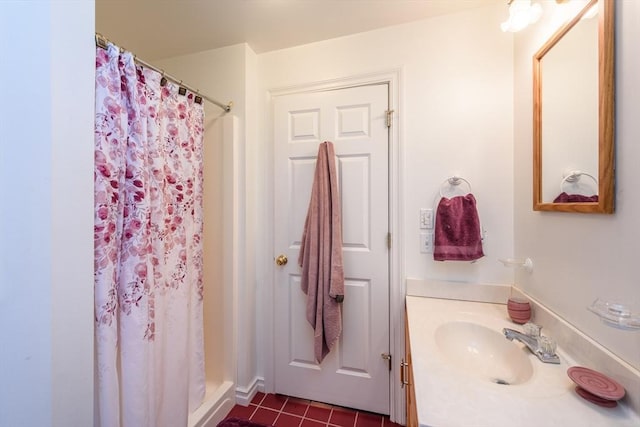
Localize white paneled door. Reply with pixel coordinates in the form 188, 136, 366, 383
273, 84, 390, 414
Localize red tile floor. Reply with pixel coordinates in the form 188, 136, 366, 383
224, 392, 403, 427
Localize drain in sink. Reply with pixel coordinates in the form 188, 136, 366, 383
492, 378, 510, 385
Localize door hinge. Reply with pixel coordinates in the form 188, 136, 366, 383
386, 232, 392, 249
400, 359, 410, 387
381, 353, 392, 371
385, 109, 394, 128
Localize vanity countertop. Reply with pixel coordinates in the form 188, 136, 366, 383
406, 295, 640, 427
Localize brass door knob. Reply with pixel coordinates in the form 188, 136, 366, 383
275, 254, 288, 266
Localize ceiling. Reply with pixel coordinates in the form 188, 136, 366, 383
96, 0, 502, 60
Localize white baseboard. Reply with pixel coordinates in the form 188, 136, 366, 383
235, 376, 265, 406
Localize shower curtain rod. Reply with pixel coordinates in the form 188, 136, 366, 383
95, 33, 233, 112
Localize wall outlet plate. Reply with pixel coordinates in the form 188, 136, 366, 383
420, 232, 433, 253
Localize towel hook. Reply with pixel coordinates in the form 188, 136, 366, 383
439, 176, 472, 198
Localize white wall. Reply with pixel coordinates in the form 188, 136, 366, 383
255, 7, 513, 410
27, 0, 639, 421
0, 3, 515, 424
243, 45, 261, 397
514, 0, 640, 370
0, 1, 95, 426
94, 3, 505, 402
258, 3, 514, 288
9, 1, 636, 422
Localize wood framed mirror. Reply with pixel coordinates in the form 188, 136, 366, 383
533, 0, 614, 213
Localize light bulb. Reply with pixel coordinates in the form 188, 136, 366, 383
501, 0, 543, 32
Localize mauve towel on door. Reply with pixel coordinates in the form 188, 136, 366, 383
433, 194, 484, 261
298, 141, 345, 363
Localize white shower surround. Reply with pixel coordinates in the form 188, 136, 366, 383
188, 381, 236, 427
186, 115, 240, 427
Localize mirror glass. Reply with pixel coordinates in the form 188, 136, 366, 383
533, 0, 614, 213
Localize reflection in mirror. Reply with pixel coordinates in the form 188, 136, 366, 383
553, 171, 598, 203
542, 11, 598, 203
533, 0, 614, 213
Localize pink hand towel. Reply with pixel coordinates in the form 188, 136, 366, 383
298, 141, 345, 363
433, 194, 484, 262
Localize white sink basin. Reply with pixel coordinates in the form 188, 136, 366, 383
406, 296, 640, 427
435, 321, 534, 385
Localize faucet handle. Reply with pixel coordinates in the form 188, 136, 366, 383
538, 336, 557, 355
523, 322, 542, 337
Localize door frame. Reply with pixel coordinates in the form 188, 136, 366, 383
261, 69, 405, 424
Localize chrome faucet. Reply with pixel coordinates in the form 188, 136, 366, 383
503, 326, 560, 364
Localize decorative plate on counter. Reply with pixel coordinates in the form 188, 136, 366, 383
567, 366, 625, 403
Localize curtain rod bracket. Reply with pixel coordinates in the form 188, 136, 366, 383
95, 33, 108, 50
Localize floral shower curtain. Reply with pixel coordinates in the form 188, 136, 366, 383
94, 44, 205, 427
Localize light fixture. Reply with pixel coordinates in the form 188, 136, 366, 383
552, 0, 598, 28
500, 0, 543, 32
